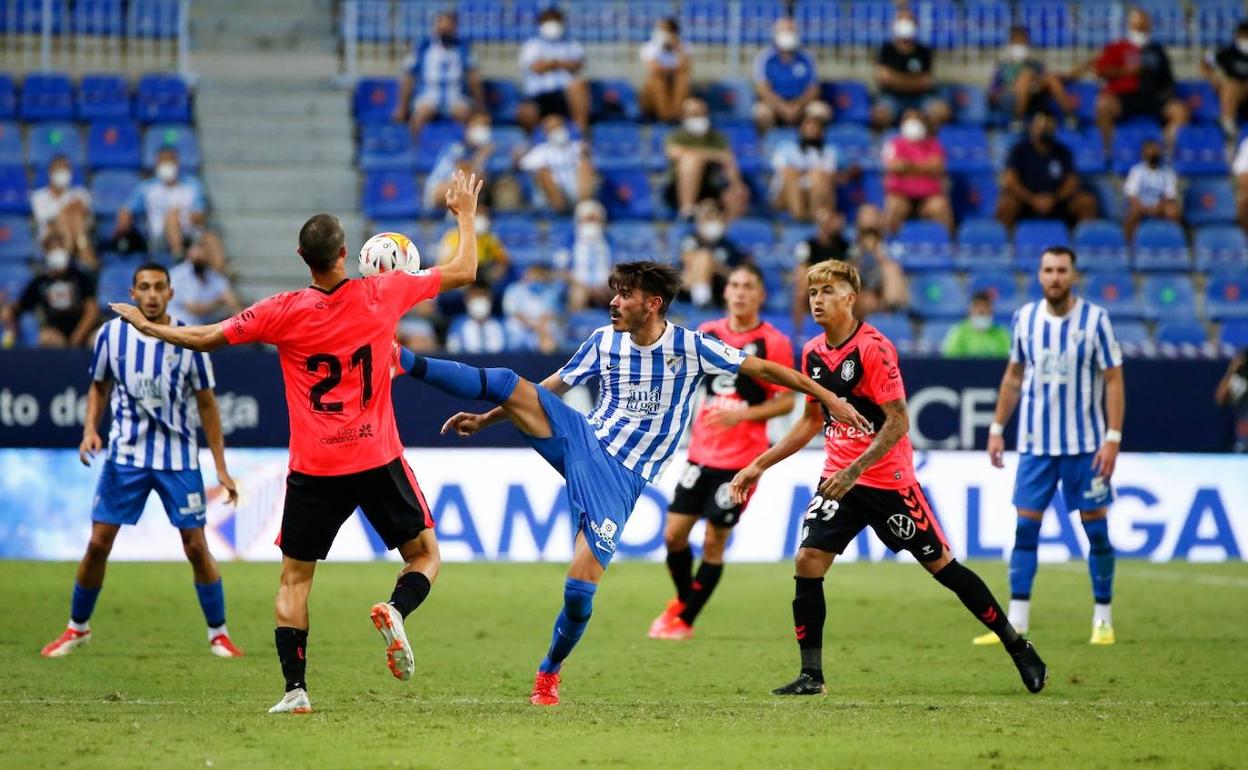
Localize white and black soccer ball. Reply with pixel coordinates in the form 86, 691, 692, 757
359, 231, 421, 276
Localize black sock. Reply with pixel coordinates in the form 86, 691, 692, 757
793, 576, 825, 681
679, 562, 723, 625
274, 627, 308, 693
665, 546, 694, 603
932, 560, 1024, 652
389, 571, 432, 619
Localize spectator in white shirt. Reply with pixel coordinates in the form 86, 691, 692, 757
393, 11, 484, 135
1122, 139, 1179, 241
771, 111, 839, 221
423, 112, 495, 210
1234, 135, 1248, 232
29, 155, 95, 267
447, 282, 507, 354
554, 199, 614, 312
639, 17, 690, 123
519, 113, 596, 214
114, 147, 224, 268
168, 239, 241, 325
517, 7, 589, 133
503, 263, 563, 353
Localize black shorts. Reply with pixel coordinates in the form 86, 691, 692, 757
663, 161, 731, 209
531, 89, 570, 119
1118, 90, 1165, 120
280, 456, 433, 561
669, 462, 750, 528
799, 480, 948, 562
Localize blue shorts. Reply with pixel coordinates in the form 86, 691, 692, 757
1012, 453, 1114, 513
524, 385, 648, 568
92, 460, 208, 530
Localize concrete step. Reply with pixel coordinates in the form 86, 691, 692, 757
196, 91, 349, 120
206, 167, 358, 213
190, 51, 341, 80
201, 135, 355, 165
221, 213, 366, 256
195, 113, 355, 138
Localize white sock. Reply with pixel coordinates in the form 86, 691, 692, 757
1007, 599, 1030, 633
68, 619, 90, 633
1093, 603, 1112, 626
208, 623, 228, 641
691, 282, 711, 307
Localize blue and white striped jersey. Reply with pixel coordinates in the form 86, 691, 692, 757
89, 317, 215, 470
1010, 297, 1122, 456
559, 322, 747, 481
519, 35, 585, 96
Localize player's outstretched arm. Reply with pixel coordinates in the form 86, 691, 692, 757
819, 398, 909, 500
987, 361, 1025, 468
195, 389, 239, 505
729, 401, 824, 504
706, 390, 795, 429
439, 169, 486, 292
107, 303, 227, 352
737, 354, 871, 434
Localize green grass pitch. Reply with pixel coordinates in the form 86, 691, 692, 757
1, 560, 1245, 769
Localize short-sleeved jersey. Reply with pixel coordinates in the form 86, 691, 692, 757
752, 46, 818, 100
89, 317, 214, 471
802, 322, 915, 489
1010, 297, 1122, 456
687, 318, 794, 470
558, 322, 746, 482
222, 268, 441, 476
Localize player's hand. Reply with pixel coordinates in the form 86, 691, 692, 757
819, 393, 872, 435
445, 169, 485, 218
1092, 440, 1119, 481
706, 409, 745, 430
78, 432, 103, 466
818, 465, 861, 501
441, 411, 486, 437
217, 468, 239, 506
108, 302, 147, 332
728, 462, 763, 505
987, 433, 1006, 469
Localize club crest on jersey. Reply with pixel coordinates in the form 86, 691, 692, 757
887, 513, 916, 540
841, 359, 856, 381
665, 354, 685, 373
1071, 330, 1086, 345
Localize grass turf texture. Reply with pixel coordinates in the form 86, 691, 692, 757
1, 560, 1245, 769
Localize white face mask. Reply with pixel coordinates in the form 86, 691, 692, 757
466, 125, 491, 146
653, 28, 673, 46
775, 30, 799, 51
901, 118, 927, 141
577, 222, 604, 241
1236, 38, 1248, 54
893, 18, 917, 41
1127, 30, 1150, 47
474, 215, 490, 235
683, 116, 710, 136
547, 126, 570, 146
539, 20, 563, 40
467, 296, 492, 320
969, 314, 993, 332
1007, 44, 1029, 62
698, 220, 725, 241
45, 247, 70, 271
156, 161, 178, 183
50, 168, 72, 189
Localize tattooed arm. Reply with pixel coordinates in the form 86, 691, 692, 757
817, 397, 909, 500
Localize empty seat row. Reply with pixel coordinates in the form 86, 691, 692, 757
0, 73, 190, 123
0, 120, 198, 171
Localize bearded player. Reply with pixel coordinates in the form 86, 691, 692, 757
109, 170, 485, 714
731, 260, 1048, 696
648, 264, 795, 641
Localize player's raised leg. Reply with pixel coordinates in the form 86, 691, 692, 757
41, 522, 119, 657
531, 532, 603, 706
1081, 508, 1116, 644
371, 529, 440, 681
270, 556, 315, 714
178, 527, 243, 657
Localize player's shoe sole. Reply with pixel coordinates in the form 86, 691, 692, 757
530, 672, 560, 706
40, 628, 91, 658
654, 617, 694, 640
268, 688, 312, 714
647, 598, 685, 639
1089, 622, 1115, 645
1010, 641, 1048, 694
370, 602, 414, 681
771, 673, 827, 696
209, 634, 245, 658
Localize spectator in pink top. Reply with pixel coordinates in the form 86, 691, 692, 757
881, 109, 953, 235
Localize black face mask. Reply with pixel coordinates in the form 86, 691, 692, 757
438, 33, 457, 45
1145, 154, 1161, 167
800, 137, 824, 151
192, 261, 208, 276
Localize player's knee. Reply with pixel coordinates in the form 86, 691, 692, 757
85, 536, 113, 561
181, 535, 209, 563
1081, 517, 1113, 553
562, 577, 596, 623
483, 367, 519, 402
794, 548, 827, 577
1014, 516, 1041, 551
702, 528, 729, 562
664, 530, 689, 552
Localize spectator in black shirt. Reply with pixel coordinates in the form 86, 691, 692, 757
791, 204, 906, 327
996, 110, 1098, 230
1, 233, 99, 348
1202, 21, 1248, 137
871, 8, 951, 130
679, 200, 749, 309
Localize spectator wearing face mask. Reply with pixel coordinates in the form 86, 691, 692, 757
424, 112, 496, 210
989, 26, 1075, 130
447, 282, 507, 354
30, 155, 95, 267
997, 110, 1098, 230
664, 97, 749, 220
679, 201, 749, 309
770, 111, 839, 222
1122, 139, 1179, 241
942, 290, 1011, 358
397, 306, 440, 353
639, 17, 690, 124
437, 203, 510, 289
881, 109, 954, 235
792, 204, 908, 324
503, 263, 564, 353
168, 238, 241, 325
518, 113, 596, 214
114, 147, 224, 267
1202, 21, 1248, 137
393, 11, 484, 135
2, 233, 98, 348
752, 17, 826, 131
872, 8, 951, 130
517, 7, 589, 134
554, 199, 614, 312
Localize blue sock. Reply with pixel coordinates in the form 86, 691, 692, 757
1008, 517, 1041, 601
404, 353, 519, 404
70, 583, 101, 624
194, 579, 226, 628
1082, 518, 1115, 604
538, 578, 597, 674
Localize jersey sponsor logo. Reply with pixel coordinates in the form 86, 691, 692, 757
624, 386, 663, 415
825, 423, 874, 440
841, 359, 855, 381
887, 513, 916, 540
318, 425, 375, 446
589, 517, 618, 553
710, 373, 738, 395
1038, 352, 1072, 382
1087, 476, 1111, 502
180, 491, 205, 515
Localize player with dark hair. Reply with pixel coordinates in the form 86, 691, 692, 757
395, 260, 870, 706
41, 262, 243, 660
648, 263, 795, 640
731, 259, 1048, 696
108, 171, 486, 714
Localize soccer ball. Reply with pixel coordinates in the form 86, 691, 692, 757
359, 232, 421, 276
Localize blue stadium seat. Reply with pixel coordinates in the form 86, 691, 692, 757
363, 171, 420, 219
909, 273, 968, 320
917, 0, 962, 51
1072, 220, 1130, 273
1156, 321, 1208, 346
947, 84, 988, 126
623, 2, 675, 45
0, 263, 29, 302
964, 1, 1011, 48
836, 171, 884, 220
1175, 80, 1220, 125
591, 123, 643, 171
598, 167, 654, 220
950, 172, 998, 222
359, 124, 416, 172
1111, 120, 1162, 175
1194, 225, 1248, 273
77, 74, 130, 121
1138, 0, 1189, 47
725, 217, 774, 257
826, 124, 877, 172
90, 169, 140, 218
1197, 2, 1244, 47
0, 76, 16, 120
1112, 320, 1152, 347
1089, 175, 1124, 222
1013, 219, 1069, 271
1141, 275, 1197, 322
1, 0, 67, 35
680, 0, 730, 44
72, 0, 125, 36
142, 123, 199, 170
967, 270, 1021, 320
824, 81, 870, 126
0, 167, 31, 214
919, 319, 958, 349
0, 122, 21, 165
135, 74, 190, 124
492, 216, 542, 248
702, 79, 753, 121
1174, 125, 1228, 176
414, 121, 463, 173
1184, 178, 1237, 227
483, 78, 520, 124
720, 121, 763, 174
354, 78, 398, 125
1019, 2, 1072, 48
27, 121, 83, 167
794, 1, 844, 46
1056, 126, 1106, 174
98, 260, 137, 306
939, 126, 992, 174
1133, 220, 1190, 272
867, 312, 913, 344
892, 221, 955, 272
20, 72, 74, 121
956, 218, 1011, 271
590, 79, 640, 123
1221, 320, 1248, 349
607, 222, 662, 258
568, 309, 610, 342
506, 245, 549, 271
86, 120, 141, 169
0, 216, 35, 262
1206, 275, 1248, 321
128, 0, 181, 39
1065, 80, 1100, 125
1085, 273, 1143, 320
739, 0, 789, 44
486, 125, 527, 173
846, 0, 896, 48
